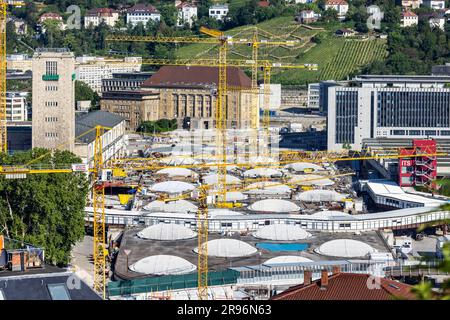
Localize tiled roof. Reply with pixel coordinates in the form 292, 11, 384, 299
142, 66, 252, 89
39, 12, 62, 20
270, 273, 417, 300
258, 1, 270, 7
325, 0, 348, 5
402, 11, 418, 17
127, 4, 159, 14
86, 8, 118, 17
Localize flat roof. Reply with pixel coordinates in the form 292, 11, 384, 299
353, 75, 450, 83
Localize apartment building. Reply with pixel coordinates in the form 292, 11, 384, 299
6, 92, 30, 122
126, 4, 161, 27
84, 8, 119, 28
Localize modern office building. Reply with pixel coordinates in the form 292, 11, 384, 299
32, 48, 76, 152
6, 92, 30, 122
326, 75, 450, 152
101, 72, 153, 94
75, 56, 142, 94
307, 83, 320, 109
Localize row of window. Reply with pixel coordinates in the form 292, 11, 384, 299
45, 132, 58, 138
45, 85, 58, 91
45, 117, 58, 122
390, 129, 450, 136
45, 101, 58, 107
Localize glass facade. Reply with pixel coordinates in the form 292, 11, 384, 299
335, 90, 358, 143
377, 91, 450, 128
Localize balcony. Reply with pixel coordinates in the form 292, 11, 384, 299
42, 74, 59, 81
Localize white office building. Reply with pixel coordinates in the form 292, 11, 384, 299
6, 92, 29, 122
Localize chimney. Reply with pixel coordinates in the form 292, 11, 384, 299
320, 270, 329, 289
332, 265, 341, 275
303, 270, 312, 285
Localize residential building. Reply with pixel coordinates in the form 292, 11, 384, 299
38, 12, 65, 31
209, 4, 229, 21
84, 8, 119, 28
141, 65, 254, 130
100, 91, 160, 131
101, 71, 154, 94
424, 12, 446, 30
401, 11, 418, 27
324, 0, 349, 20
176, 2, 197, 27
6, 92, 29, 122
74, 110, 126, 167
32, 48, 76, 152
400, 0, 422, 9
270, 269, 416, 300
6, 54, 32, 72
126, 4, 161, 27
6, 16, 27, 35
335, 28, 355, 37
296, 10, 319, 24
422, 0, 445, 9
326, 75, 450, 152
75, 56, 142, 94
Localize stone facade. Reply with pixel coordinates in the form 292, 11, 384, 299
32, 49, 75, 151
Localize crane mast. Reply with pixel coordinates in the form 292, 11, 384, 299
0, 1, 7, 153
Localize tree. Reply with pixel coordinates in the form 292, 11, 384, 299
75, 80, 99, 109
0, 149, 88, 266
320, 9, 339, 23
137, 119, 178, 133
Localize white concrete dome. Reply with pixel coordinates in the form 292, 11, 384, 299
129, 255, 196, 275
310, 210, 351, 220
243, 168, 282, 178
253, 224, 311, 240
144, 200, 198, 213
194, 239, 257, 258
150, 181, 196, 194
248, 199, 300, 213
155, 167, 198, 178
245, 182, 291, 195
299, 190, 347, 202
224, 191, 247, 201
137, 223, 197, 241
285, 162, 323, 173
314, 239, 377, 258
289, 174, 334, 186
203, 174, 241, 185
264, 256, 313, 265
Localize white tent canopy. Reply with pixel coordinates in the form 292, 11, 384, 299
194, 239, 257, 258
289, 174, 334, 186
299, 190, 348, 202
248, 199, 300, 213
129, 255, 197, 275
264, 256, 313, 265
155, 167, 198, 178
253, 224, 311, 240
310, 210, 351, 220
203, 174, 241, 185
243, 168, 283, 178
137, 223, 197, 241
285, 162, 323, 172
150, 181, 196, 194
143, 200, 198, 213
314, 239, 377, 258
224, 191, 248, 201
245, 182, 291, 195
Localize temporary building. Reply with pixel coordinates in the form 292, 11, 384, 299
245, 182, 291, 195
203, 174, 241, 185
289, 174, 334, 186
248, 199, 300, 213
129, 255, 196, 275
143, 200, 198, 213
253, 224, 311, 240
155, 167, 198, 178
194, 239, 257, 258
298, 190, 348, 202
285, 162, 323, 173
310, 210, 351, 220
150, 181, 196, 194
137, 223, 197, 241
314, 239, 377, 258
264, 256, 313, 265
243, 168, 283, 178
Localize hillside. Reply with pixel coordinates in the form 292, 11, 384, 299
175, 17, 387, 85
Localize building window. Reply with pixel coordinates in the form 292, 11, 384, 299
45, 61, 58, 75
47, 283, 71, 300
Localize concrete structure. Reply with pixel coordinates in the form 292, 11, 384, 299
324, 0, 349, 20
141, 66, 254, 130
401, 11, 418, 27
75, 56, 142, 94
315, 239, 377, 258
6, 92, 29, 122
101, 72, 153, 94
307, 83, 320, 109
84, 8, 119, 28
129, 255, 196, 275
74, 110, 126, 167
326, 75, 450, 151
422, 0, 445, 9
176, 2, 197, 27
209, 4, 229, 21
100, 90, 159, 131
259, 84, 281, 112
32, 48, 76, 151
6, 54, 32, 72
126, 4, 161, 27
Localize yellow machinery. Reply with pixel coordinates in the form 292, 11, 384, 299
0, 1, 7, 153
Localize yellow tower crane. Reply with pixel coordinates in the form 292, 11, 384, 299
0, 1, 8, 153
